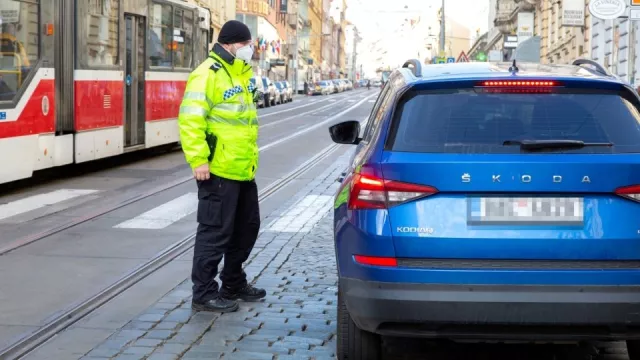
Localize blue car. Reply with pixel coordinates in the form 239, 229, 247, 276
330, 58, 640, 359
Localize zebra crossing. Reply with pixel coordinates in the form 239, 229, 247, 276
0, 188, 329, 231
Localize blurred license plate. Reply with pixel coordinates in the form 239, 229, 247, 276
467, 197, 584, 225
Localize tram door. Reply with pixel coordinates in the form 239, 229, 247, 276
124, 14, 146, 147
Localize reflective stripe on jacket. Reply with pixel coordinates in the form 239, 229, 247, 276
178, 49, 258, 181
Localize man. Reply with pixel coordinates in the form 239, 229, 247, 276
178, 20, 266, 313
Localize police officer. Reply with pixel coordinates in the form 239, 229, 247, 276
178, 20, 265, 313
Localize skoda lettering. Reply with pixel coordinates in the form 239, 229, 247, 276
462, 174, 592, 183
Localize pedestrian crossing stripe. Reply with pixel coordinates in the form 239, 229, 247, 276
0, 189, 99, 221
113, 193, 197, 229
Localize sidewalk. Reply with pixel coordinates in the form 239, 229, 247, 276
79, 150, 351, 360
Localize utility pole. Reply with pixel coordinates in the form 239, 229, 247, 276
439, 0, 445, 53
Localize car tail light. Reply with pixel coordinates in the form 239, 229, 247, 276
354, 255, 397, 267
476, 80, 561, 94
347, 166, 438, 210
615, 185, 640, 202
479, 80, 559, 87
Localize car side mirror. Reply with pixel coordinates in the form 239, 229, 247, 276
329, 121, 361, 145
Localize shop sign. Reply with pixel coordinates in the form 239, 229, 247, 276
237, 0, 270, 18
589, 0, 626, 20
563, 0, 586, 26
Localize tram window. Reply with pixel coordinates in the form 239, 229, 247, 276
173, 8, 193, 69
0, 0, 40, 102
149, 3, 173, 67
77, 0, 120, 68
199, 29, 209, 63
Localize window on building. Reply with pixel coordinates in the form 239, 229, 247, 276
149, 2, 194, 68
0, 0, 40, 102
77, 0, 120, 68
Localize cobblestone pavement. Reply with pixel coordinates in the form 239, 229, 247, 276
80, 151, 632, 360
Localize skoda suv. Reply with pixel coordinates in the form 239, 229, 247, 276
330, 59, 640, 359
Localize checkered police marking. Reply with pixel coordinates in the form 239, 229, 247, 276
248, 81, 256, 93
223, 85, 244, 101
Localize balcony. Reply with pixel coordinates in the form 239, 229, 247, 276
236, 0, 270, 18
514, 0, 537, 11
287, 13, 297, 28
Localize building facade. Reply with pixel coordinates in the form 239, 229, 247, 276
321, 0, 333, 79
235, 0, 288, 80
590, 3, 640, 85
308, 0, 323, 68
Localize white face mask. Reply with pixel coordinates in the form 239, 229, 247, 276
234, 44, 254, 63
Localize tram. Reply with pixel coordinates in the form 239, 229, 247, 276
0, 0, 213, 184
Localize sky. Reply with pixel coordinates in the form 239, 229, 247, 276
339, 0, 490, 77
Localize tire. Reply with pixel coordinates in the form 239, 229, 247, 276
264, 94, 270, 107
628, 340, 640, 359
337, 281, 381, 360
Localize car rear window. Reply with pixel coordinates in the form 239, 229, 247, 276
389, 89, 640, 154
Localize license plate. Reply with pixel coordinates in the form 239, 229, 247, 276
467, 197, 584, 225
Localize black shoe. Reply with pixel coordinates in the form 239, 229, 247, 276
191, 297, 239, 313
221, 284, 267, 301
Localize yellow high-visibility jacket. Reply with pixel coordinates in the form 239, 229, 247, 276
178, 45, 258, 181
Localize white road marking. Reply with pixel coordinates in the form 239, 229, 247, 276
115, 92, 375, 231
329, 99, 336, 102
259, 92, 377, 151
259, 99, 322, 118
114, 193, 197, 229
348, 100, 356, 102
367, 100, 375, 103
0, 189, 99, 221
266, 195, 334, 232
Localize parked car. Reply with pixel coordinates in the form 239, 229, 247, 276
282, 81, 294, 102
275, 81, 292, 103
331, 79, 344, 92
329, 58, 640, 359
249, 77, 266, 108
261, 76, 278, 106
311, 80, 333, 95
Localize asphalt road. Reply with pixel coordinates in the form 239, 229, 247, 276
1, 88, 632, 360
0, 89, 377, 350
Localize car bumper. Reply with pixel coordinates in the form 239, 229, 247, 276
341, 278, 640, 340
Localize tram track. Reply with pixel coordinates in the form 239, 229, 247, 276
0, 92, 375, 257
0, 141, 343, 360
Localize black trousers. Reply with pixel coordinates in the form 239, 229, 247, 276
192, 174, 260, 303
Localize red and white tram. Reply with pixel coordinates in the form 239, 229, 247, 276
0, 0, 213, 184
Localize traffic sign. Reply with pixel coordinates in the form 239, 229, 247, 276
456, 51, 470, 63
447, 57, 455, 63
436, 57, 446, 64
632, 0, 640, 20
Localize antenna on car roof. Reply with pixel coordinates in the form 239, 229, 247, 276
509, 59, 519, 73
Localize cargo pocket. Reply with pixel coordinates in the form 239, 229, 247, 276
197, 196, 223, 227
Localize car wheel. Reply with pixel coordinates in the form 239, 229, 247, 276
337, 281, 381, 360
264, 94, 270, 107
628, 340, 640, 359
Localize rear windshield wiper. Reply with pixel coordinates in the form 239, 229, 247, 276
503, 139, 614, 151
